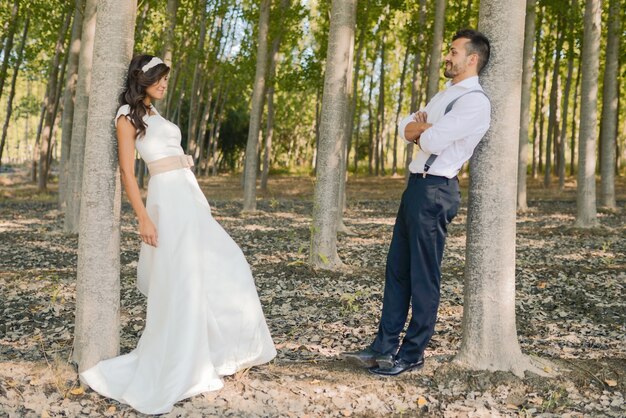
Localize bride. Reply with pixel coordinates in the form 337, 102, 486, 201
80, 54, 276, 415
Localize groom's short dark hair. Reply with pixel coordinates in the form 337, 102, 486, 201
453, 29, 491, 74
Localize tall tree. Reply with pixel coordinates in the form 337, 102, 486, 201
74, 0, 137, 373
426, 0, 446, 101
59, 0, 86, 210
456, 0, 540, 375
599, 0, 620, 209
242, 0, 271, 212
575, 0, 601, 227
0, 0, 18, 103
0, 18, 28, 167
544, 18, 565, 187
405, 0, 427, 181
309, 0, 357, 269
38, 12, 71, 191
64, 0, 97, 233
516, 0, 536, 211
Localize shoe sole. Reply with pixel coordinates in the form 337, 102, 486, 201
376, 358, 395, 369
342, 354, 378, 368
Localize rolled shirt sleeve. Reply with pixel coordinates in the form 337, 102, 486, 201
419, 93, 491, 155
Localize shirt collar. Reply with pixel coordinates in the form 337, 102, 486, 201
444, 75, 480, 89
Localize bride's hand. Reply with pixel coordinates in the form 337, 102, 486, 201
139, 217, 158, 247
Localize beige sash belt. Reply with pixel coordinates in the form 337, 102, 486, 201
147, 155, 194, 176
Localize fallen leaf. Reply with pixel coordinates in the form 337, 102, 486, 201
70, 387, 85, 395
605, 379, 617, 387
417, 396, 427, 407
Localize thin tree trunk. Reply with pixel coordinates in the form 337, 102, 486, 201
531, 8, 543, 178
599, 0, 620, 209
544, 21, 564, 187
64, 0, 97, 233
516, 0, 536, 211
242, 0, 271, 211
392, 39, 411, 176
426, 0, 446, 101
0, 0, 19, 102
347, 3, 367, 174
367, 69, 375, 175
188, 3, 208, 162
558, 4, 576, 191
0, 19, 28, 168
457, 0, 541, 376
59, 0, 85, 210
309, 0, 357, 269
261, 0, 289, 191
570, 59, 582, 176
38, 12, 71, 191
74, 0, 137, 374
158, 0, 179, 113
537, 27, 552, 175
405, 0, 427, 182
46, 47, 70, 180
575, 0, 601, 227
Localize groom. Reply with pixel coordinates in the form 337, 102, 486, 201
343, 29, 491, 376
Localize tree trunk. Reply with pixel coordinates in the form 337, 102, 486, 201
367, 70, 375, 175
187, 3, 208, 162
570, 59, 582, 176
575, 0, 601, 227
392, 39, 411, 176
530, 8, 543, 178
242, 0, 271, 211
74, 0, 137, 374
347, 4, 367, 174
544, 21, 564, 187
456, 0, 540, 376
158, 0, 179, 113
59, 0, 85, 209
599, 0, 620, 209
46, 47, 70, 179
405, 0, 427, 182
261, 0, 289, 191
0, 0, 19, 102
64, 0, 97, 233
0, 18, 28, 168
309, 0, 356, 269
558, 3, 577, 190
38, 12, 71, 191
537, 27, 552, 176
426, 0, 446, 101
516, 0, 536, 211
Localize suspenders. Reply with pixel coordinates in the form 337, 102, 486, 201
422, 89, 489, 177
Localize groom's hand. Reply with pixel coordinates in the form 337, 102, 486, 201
404, 112, 431, 145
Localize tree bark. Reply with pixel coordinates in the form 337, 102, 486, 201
188, 2, 208, 162
309, 0, 356, 269
426, 0, 446, 102
516, 0, 536, 211
74, 0, 137, 373
558, 2, 577, 190
599, 0, 620, 209
0, 18, 28, 168
570, 59, 582, 176
38, 12, 71, 191
64, 0, 97, 233
157, 0, 179, 113
261, 0, 290, 191
456, 0, 540, 376
392, 39, 411, 176
59, 0, 85, 210
544, 20, 564, 187
575, 0, 601, 227
405, 0, 427, 182
242, 0, 271, 211
0, 0, 19, 103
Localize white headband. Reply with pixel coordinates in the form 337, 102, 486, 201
141, 57, 164, 73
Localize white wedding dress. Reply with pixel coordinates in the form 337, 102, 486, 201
80, 105, 276, 415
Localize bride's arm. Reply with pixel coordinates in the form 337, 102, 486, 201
117, 117, 158, 247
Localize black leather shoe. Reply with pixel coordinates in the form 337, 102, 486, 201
341, 347, 394, 368
368, 356, 424, 376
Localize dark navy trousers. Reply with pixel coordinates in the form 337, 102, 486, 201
371, 173, 461, 363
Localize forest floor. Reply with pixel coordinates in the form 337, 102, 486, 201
1, 167, 625, 417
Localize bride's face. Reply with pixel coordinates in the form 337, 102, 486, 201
146, 75, 168, 101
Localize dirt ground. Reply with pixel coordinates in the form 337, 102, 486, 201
1, 167, 625, 417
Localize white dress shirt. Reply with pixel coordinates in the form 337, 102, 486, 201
398, 75, 491, 178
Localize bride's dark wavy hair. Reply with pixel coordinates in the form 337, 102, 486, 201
119, 54, 170, 138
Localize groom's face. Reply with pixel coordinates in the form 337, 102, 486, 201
443, 38, 474, 79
